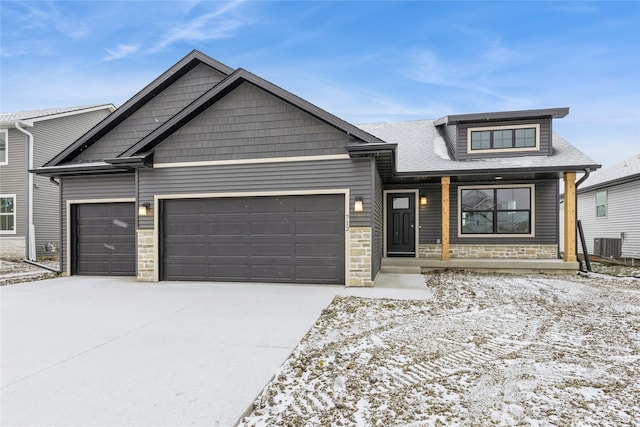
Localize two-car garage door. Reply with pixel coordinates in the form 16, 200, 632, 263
161, 194, 345, 284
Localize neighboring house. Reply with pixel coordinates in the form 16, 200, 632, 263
0, 105, 115, 260
560, 153, 640, 261
34, 50, 599, 286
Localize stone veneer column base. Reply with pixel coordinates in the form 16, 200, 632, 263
137, 229, 156, 282
348, 227, 373, 287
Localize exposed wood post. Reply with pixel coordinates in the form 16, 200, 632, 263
441, 176, 450, 261
563, 172, 577, 262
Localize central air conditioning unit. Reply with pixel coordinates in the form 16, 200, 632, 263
593, 238, 622, 257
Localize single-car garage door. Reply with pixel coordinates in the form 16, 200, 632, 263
71, 202, 136, 275
161, 194, 345, 284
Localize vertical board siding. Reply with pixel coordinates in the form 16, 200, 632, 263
0, 130, 27, 242
60, 174, 135, 272
153, 82, 349, 163
565, 181, 640, 258
371, 162, 383, 278
456, 118, 552, 160
450, 179, 558, 245
74, 64, 226, 162
138, 158, 373, 229
31, 109, 112, 256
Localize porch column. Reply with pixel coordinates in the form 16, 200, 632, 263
441, 176, 450, 261
563, 172, 577, 262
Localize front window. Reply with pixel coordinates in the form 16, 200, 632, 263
595, 190, 607, 218
461, 186, 533, 235
0, 129, 7, 165
0, 195, 16, 234
468, 124, 540, 153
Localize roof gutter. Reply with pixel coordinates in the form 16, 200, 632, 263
14, 121, 36, 261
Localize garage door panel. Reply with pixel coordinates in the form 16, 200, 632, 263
162, 194, 345, 284
73, 203, 135, 276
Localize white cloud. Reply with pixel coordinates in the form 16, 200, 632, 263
102, 44, 141, 61
150, 0, 247, 53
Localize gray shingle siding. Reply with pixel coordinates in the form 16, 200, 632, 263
455, 118, 552, 160
137, 158, 373, 229
73, 64, 226, 163
152, 82, 349, 163
60, 174, 136, 272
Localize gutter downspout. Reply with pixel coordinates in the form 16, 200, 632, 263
574, 168, 592, 270
14, 121, 36, 261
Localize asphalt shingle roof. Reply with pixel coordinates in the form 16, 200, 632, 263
0, 105, 111, 123
578, 153, 640, 190
357, 119, 598, 174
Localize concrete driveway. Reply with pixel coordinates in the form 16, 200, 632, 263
1, 274, 427, 426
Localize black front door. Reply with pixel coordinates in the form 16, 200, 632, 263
386, 193, 415, 256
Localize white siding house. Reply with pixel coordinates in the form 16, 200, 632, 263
560, 153, 640, 260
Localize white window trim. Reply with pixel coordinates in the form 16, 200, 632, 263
0, 194, 16, 234
457, 184, 536, 238
0, 129, 8, 165
467, 124, 540, 154
595, 190, 607, 219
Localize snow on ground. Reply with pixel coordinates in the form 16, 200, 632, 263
239, 272, 640, 426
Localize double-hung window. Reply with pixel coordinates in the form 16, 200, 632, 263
0, 195, 16, 234
595, 190, 607, 218
460, 185, 534, 235
468, 124, 540, 153
0, 129, 8, 165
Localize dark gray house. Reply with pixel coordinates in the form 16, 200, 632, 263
0, 105, 115, 260
35, 51, 599, 285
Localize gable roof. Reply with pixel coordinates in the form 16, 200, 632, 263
576, 153, 640, 192
41, 50, 385, 172
358, 119, 599, 176
0, 104, 115, 126
120, 68, 387, 158
44, 50, 234, 167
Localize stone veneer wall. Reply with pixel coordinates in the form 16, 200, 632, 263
137, 229, 155, 282
349, 227, 373, 287
419, 244, 558, 259
0, 237, 26, 260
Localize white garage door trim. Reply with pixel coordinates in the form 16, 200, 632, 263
152, 189, 351, 283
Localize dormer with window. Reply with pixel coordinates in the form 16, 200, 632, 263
434, 107, 569, 160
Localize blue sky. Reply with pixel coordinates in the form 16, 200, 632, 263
1, 1, 639, 168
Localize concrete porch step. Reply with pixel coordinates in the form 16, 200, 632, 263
379, 265, 422, 274
381, 257, 579, 275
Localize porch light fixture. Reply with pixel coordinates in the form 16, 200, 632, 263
138, 203, 151, 216
495, 176, 503, 180
420, 196, 428, 206
354, 197, 364, 212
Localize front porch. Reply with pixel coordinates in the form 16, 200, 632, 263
380, 257, 579, 275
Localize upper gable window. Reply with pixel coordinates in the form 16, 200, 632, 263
0, 129, 7, 165
467, 124, 540, 154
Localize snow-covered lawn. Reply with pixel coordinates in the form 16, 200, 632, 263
240, 273, 640, 426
